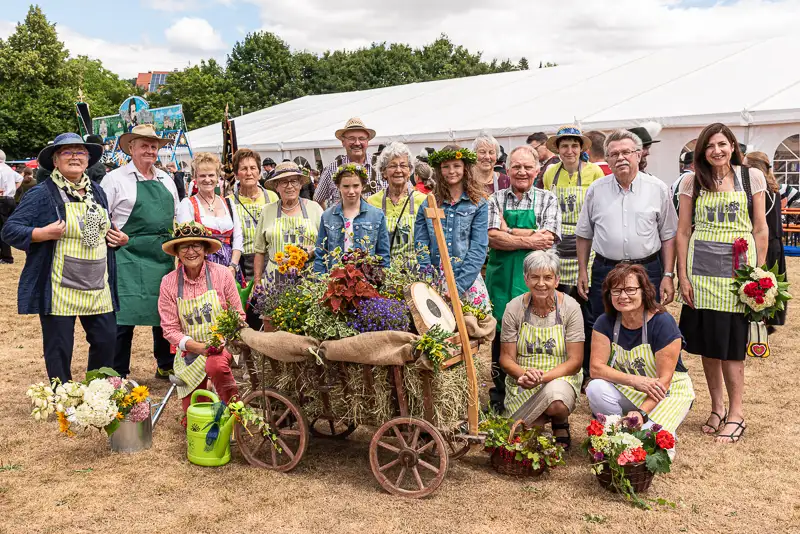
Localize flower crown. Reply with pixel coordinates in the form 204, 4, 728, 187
427, 148, 477, 168
172, 221, 212, 238
332, 163, 369, 182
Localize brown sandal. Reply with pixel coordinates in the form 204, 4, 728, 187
702, 410, 727, 435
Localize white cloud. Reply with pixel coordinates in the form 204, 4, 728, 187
165, 17, 226, 53
141, 0, 200, 11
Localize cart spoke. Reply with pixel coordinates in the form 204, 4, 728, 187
416, 440, 436, 454
269, 439, 278, 465
412, 466, 425, 490
252, 436, 268, 457
418, 458, 440, 474
377, 440, 400, 454
395, 466, 407, 487
275, 407, 292, 427
329, 420, 336, 434
264, 396, 274, 421
409, 427, 421, 449
392, 425, 408, 448
279, 428, 301, 437
276, 437, 294, 460
378, 458, 400, 473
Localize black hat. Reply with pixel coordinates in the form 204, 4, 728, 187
738, 143, 748, 155
628, 127, 661, 146
85, 134, 104, 145
681, 151, 693, 165
262, 157, 276, 167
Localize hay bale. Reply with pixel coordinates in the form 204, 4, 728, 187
320, 331, 419, 366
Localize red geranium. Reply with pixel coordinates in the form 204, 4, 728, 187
587, 420, 604, 437
631, 447, 647, 463
655, 430, 675, 450
759, 277, 774, 290
743, 282, 759, 297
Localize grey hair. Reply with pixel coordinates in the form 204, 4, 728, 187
472, 131, 501, 155
508, 145, 541, 167
376, 141, 414, 175
604, 129, 643, 156
523, 249, 560, 277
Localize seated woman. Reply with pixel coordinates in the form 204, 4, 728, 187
313, 163, 390, 273
499, 250, 584, 449
586, 263, 695, 442
158, 222, 245, 413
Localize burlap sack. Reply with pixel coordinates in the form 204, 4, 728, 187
239, 328, 317, 363
320, 331, 420, 366
464, 314, 497, 343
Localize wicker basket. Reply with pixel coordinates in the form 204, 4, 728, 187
595, 461, 654, 493
489, 420, 546, 478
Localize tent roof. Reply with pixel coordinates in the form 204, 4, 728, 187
188, 35, 800, 153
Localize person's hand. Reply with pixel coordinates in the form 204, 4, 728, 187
679, 276, 694, 308
39, 220, 66, 241
526, 231, 554, 250
577, 269, 589, 300
517, 369, 543, 389
625, 410, 645, 427
660, 276, 675, 305
631, 376, 666, 402
105, 228, 128, 247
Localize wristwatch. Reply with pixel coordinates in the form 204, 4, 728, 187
231, 263, 241, 273
663, 271, 675, 278
637, 409, 650, 424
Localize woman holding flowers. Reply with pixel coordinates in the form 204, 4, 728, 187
676, 123, 768, 443
499, 250, 585, 449
587, 263, 695, 445
414, 145, 490, 311
158, 222, 244, 413
313, 163, 390, 273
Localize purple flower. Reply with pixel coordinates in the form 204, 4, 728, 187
624, 415, 641, 430
595, 413, 606, 424
651, 423, 663, 433
593, 451, 605, 462
347, 298, 410, 333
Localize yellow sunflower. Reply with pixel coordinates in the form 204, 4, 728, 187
116, 411, 124, 420
455, 151, 463, 159
131, 385, 150, 403
274, 252, 285, 263
121, 394, 133, 407
287, 259, 298, 268
278, 264, 288, 274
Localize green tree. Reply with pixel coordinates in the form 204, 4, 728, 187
66, 56, 132, 117
518, 57, 530, 70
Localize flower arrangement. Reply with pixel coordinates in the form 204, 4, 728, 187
332, 163, 369, 182
274, 244, 310, 275
347, 297, 411, 333
479, 413, 565, 476
322, 263, 380, 314
26, 368, 151, 437
461, 303, 487, 320
427, 147, 478, 168
413, 325, 458, 373
380, 253, 445, 301
730, 261, 791, 321
204, 399, 281, 452
269, 283, 313, 334
582, 414, 675, 509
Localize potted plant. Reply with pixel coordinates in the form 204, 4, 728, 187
480, 413, 565, 477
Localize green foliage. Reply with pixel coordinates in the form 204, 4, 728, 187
645, 449, 671, 474
479, 413, 565, 471
413, 325, 457, 373
84, 367, 120, 383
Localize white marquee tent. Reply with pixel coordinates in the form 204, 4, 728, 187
188, 36, 800, 185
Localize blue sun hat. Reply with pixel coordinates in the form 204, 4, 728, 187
546, 125, 592, 153
37, 132, 103, 172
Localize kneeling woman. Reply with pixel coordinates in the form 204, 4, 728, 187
158, 222, 245, 412
587, 263, 695, 441
499, 250, 584, 449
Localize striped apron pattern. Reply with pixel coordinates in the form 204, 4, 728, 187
609, 313, 695, 434
684, 172, 756, 312
503, 293, 583, 416
550, 163, 593, 286
381, 185, 417, 258
264, 200, 318, 279
228, 193, 265, 256
50, 201, 114, 316
172, 266, 224, 399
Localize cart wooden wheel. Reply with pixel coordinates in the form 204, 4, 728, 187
310, 418, 357, 439
369, 417, 449, 498
235, 389, 309, 472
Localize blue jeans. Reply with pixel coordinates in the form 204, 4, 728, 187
587, 254, 663, 327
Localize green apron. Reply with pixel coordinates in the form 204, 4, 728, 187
116, 177, 176, 325
485, 191, 539, 330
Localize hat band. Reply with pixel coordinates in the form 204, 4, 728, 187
271, 168, 302, 179
556, 127, 582, 136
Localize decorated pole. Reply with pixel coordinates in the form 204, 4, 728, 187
424, 193, 479, 435
221, 103, 238, 197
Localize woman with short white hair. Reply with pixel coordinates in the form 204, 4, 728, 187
472, 131, 510, 195
499, 249, 585, 449
368, 141, 426, 257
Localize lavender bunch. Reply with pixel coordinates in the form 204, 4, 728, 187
347, 298, 410, 333
250, 270, 302, 317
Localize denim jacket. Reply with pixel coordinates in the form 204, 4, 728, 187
414, 193, 489, 294
313, 199, 391, 273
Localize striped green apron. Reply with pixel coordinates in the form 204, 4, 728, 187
609, 313, 695, 434
264, 200, 318, 279
504, 292, 583, 417
172, 265, 224, 399
380, 184, 417, 258
550, 163, 593, 286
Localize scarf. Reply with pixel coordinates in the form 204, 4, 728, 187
51, 169, 106, 248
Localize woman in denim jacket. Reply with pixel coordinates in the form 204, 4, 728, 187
414, 145, 491, 311
313, 163, 390, 273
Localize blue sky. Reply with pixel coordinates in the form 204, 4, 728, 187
2, 0, 798, 78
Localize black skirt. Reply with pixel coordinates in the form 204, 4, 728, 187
679, 305, 747, 361
765, 237, 787, 326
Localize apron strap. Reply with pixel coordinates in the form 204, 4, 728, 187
552, 162, 582, 189
277, 199, 310, 220
611, 309, 648, 366
522, 291, 561, 325
177, 264, 213, 299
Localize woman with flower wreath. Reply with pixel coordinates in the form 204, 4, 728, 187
313, 163, 390, 273
414, 145, 491, 312
676, 123, 768, 443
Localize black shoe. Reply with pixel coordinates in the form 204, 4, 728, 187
155, 367, 173, 380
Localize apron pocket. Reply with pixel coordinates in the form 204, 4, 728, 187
692, 240, 733, 278
556, 234, 577, 258
61, 256, 106, 291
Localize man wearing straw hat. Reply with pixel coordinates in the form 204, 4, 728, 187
101, 124, 180, 380
313, 117, 384, 209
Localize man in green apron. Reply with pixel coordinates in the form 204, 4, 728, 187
485, 145, 562, 412
100, 124, 179, 379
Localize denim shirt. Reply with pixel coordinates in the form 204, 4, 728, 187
414, 193, 489, 294
313, 199, 391, 273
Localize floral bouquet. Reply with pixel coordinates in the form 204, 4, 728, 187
583, 414, 675, 509
413, 325, 458, 373
26, 368, 150, 437
479, 413, 565, 477
274, 244, 310, 276
730, 260, 791, 322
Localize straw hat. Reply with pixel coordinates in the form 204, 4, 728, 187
118, 124, 171, 155
335, 117, 376, 141
263, 161, 310, 191
546, 125, 592, 153
162, 222, 222, 256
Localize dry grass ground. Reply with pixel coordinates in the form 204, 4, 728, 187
1, 250, 799, 533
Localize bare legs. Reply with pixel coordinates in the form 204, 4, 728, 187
702, 356, 745, 442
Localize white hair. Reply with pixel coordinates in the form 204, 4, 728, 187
472, 131, 501, 155
0, 149, 5, 163
376, 141, 414, 175
508, 145, 540, 167
604, 130, 643, 155
523, 249, 560, 277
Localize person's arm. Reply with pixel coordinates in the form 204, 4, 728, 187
752, 191, 769, 265
488, 229, 551, 251
158, 275, 186, 347
638, 338, 681, 413
455, 201, 489, 294
176, 197, 193, 224
676, 179, 695, 308
590, 329, 667, 403
374, 212, 391, 268
1, 187, 62, 248
659, 237, 676, 304
414, 200, 432, 267
539, 191, 562, 245
658, 185, 679, 303
541, 295, 583, 382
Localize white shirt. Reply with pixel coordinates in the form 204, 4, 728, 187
177, 196, 244, 252
0, 163, 21, 197
100, 161, 179, 229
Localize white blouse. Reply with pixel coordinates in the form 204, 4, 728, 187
177, 195, 244, 251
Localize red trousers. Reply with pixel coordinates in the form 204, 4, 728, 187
181, 352, 239, 412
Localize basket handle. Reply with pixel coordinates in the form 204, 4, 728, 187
507, 419, 526, 444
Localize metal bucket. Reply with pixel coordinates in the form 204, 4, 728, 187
109, 406, 153, 453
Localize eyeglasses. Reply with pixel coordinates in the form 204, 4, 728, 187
343, 136, 368, 143
530, 143, 543, 151
610, 286, 641, 297
607, 149, 641, 160
177, 243, 205, 253
59, 150, 89, 158
277, 178, 300, 188
386, 163, 410, 171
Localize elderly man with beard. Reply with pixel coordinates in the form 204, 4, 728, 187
576, 130, 678, 330
485, 145, 561, 412
101, 124, 180, 380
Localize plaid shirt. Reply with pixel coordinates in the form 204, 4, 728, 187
312, 154, 384, 206
487, 186, 561, 242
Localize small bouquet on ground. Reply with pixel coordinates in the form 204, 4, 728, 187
26, 368, 150, 437
204, 398, 281, 453
730, 259, 792, 321
479, 413, 565, 477
413, 325, 458, 373
274, 244, 310, 276
582, 414, 675, 509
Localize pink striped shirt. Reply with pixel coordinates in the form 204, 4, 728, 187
158, 261, 246, 346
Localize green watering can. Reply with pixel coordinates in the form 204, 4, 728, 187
186, 389, 234, 467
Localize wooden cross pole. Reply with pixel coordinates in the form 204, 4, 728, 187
424, 193, 480, 435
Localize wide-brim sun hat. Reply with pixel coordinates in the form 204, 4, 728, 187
118, 124, 171, 156
264, 161, 310, 191
37, 132, 103, 172
162, 221, 222, 256
335, 117, 376, 141
546, 125, 592, 153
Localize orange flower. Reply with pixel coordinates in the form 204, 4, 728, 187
455, 151, 463, 159
57, 411, 74, 436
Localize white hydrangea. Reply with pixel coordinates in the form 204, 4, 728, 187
54, 382, 85, 412
72, 398, 118, 429
609, 432, 643, 450
82, 378, 115, 406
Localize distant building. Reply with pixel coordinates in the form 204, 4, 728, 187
135, 70, 174, 92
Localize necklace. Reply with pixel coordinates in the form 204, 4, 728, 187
241, 186, 260, 201
713, 168, 731, 187
281, 200, 300, 212
199, 193, 216, 214
533, 304, 555, 318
